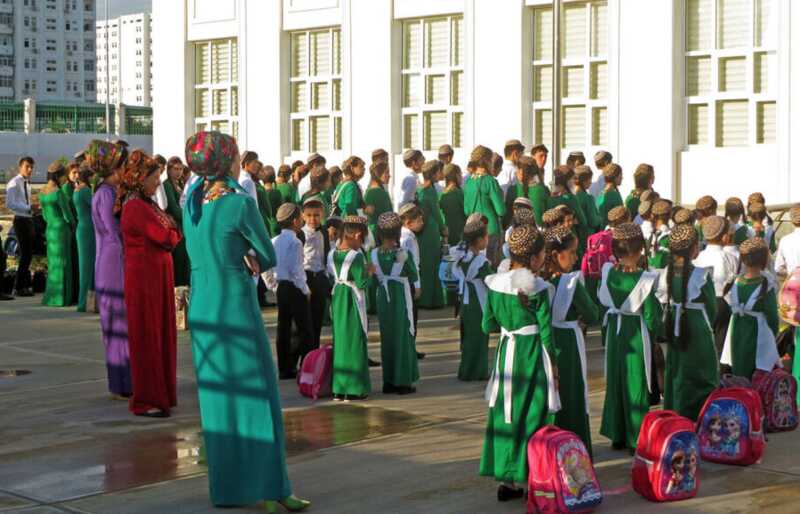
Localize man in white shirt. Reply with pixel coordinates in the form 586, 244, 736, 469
272, 203, 312, 379
151, 155, 169, 210
238, 150, 260, 204
297, 153, 325, 200
394, 149, 423, 212
589, 150, 613, 199
775, 206, 800, 276
300, 198, 330, 350
399, 202, 426, 360
5, 156, 37, 296
498, 139, 525, 195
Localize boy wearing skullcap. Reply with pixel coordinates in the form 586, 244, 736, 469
415, 160, 447, 309
572, 165, 604, 233
464, 145, 507, 266
371, 212, 420, 395
746, 202, 777, 254
648, 199, 673, 269
625, 164, 655, 220
589, 150, 613, 198
505, 155, 548, 230
659, 224, 718, 420
497, 139, 525, 195
721, 237, 781, 379
394, 149, 424, 211
596, 163, 624, 227
480, 225, 558, 501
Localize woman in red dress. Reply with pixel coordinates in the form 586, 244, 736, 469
119, 150, 181, 418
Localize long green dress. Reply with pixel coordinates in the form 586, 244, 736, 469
596, 188, 624, 227
480, 268, 557, 483
62, 182, 79, 304
550, 272, 600, 454
265, 187, 283, 237
330, 249, 371, 396
276, 182, 298, 205
661, 266, 719, 421
625, 190, 643, 220
255, 182, 273, 230
40, 187, 76, 306
364, 185, 393, 237
454, 250, 492, 381
333, 180, 362, 217
505, 182, 549, 227
598, 263, 663, 449
463, 174, 506, 238
415, 185, 446, 309
372, 248, 419, 388
439, 187, 466, 247
576, 189, 603, 233
73, 186, 96, 312
163, 180, 190, 287
182, 190, 292, 506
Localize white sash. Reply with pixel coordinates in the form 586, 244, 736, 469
370, 248, 415, 336
656, 266, 713, 337
328, 250, 369, 336
452, 250, 488, 313
551, 272, 590, 414
721, 278, 781, 372
597, 263, 659, 393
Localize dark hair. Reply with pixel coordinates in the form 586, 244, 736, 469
403, 151, 423, 168
464, 225, 488, 246
725, 197, 744, 220
370, 161, 388, 184
553, 165, 574, 190
665, 246, 697, 351
167, 156, 183, 168
343, 223, 368, 239
263, 166, 276, 184
342, 156, 364, 178
510, 231, 546, 267
531, 144, 548, 156
278, 209, 301, 229
741, 245, 769, 270
240, 151, 258, 168
378, 225, 401, 242
154, 154, 167, 166
291, 160, 304, 172
421, 161, 441, 183
612, 235, 645, 260
310, 168, 330, 190
542, 228, 578, 279
329, 165, 342, 185
565, 154, 585, 168
634, 164, 654, 190
19, 156, 34, 167
594, 152, 613, 169
492, 153, 503, 174
277, 164, 292, 180
443, 163, 461, 186
47, 164, 65, 183
516, 156, 537, 198
77, 165, 94, 186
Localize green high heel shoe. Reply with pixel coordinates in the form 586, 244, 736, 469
265, 495, 311, 513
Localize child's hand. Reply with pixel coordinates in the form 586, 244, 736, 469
414, 288, 421, 300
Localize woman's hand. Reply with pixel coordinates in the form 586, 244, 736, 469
244, 254, 260, 276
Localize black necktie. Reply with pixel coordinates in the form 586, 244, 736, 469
23, 180, 29, 205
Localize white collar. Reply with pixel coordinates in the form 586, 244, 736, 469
280, 228, 297, 238
485, 268, 550, 296
704, 244, 724, 253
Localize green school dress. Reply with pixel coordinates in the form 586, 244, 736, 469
264, 188, 283, 237
598, 264, 663, 449
415, 185, 446, 309
463, 174, 506, 236
73, 186, 96, 312
333, 180, 363, 217
164, 180, 190, 287
732, 223, 749, 246
330, 249, 371, 396
625, 190, 643, 220
660, 266, 719, 421
453, 249, 492, 381
576, 190, 603, 233
40, 188, 76, 306
648, 227, 672, 269
364, 185, 393, 237
371, 248, 419, 388
505, 182, 549, 228
480, 268, 558, 483
596, 188, 624, 227
550, 272, 600, 454
276, 182, 298, 205
439, 187, 466, 246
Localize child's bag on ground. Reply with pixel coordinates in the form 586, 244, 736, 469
632, 410, 700, 502
527, 425, 603, 514
297, 345, 332, 400
696, 387, 765, 465
752, 368, 798, 432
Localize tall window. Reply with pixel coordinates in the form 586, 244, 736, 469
289, 27, 342, 154
532, 2, 608, 153
194, 38, 239, 139
401, 15, 465, 151
685, 0, 776, 146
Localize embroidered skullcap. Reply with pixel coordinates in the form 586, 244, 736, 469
791, 205, 800, 225
740, 237, 768, 257
185, 131, 239, 177
504, 139, 525, 153
513, 197, 533, 210
669, 224, 698, 253
544, 225, 573, 245
276, 203, 299, 223
470, 145, 494, 167
748, 192, 765, 206
402, 149, 422, 163
463, 213, 488, 236
513, 208, 537, 227
507, 225, 542, 259
542, 207, 566, 227
302, 196, 324, 209
397, 202, 418, 218
696, 195, 717, 213
377, 211, 402, 231
47, 160, 66, 176
438, 144, 454, 157
673, 208, 694, 225
84, 139, 127, 175
574, 165, 593, 180
421, 159, 441, 175
640, 190, 659, 203
607, 205, 630, 225
652, 199, 672, 217
749, 202, 767, 216
568, 150, 585, 160
702, 215, 729, 242
603, 163, 622, 180
343, 215, 368, 228
725, 197, 745, 217
307, 152, 325, 166
612, 222, 643, 241
371, 148, 388, 161
638, 200, 653, 218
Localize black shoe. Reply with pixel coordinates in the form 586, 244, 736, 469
0, 294, 14, 301
368, 358, 381, 367
611, 441, 627, 451
396, 386, 416, 395
279, 370, 297, 380
497, 484, 525, 502
382, 383, 398, 394
416, 352, 426, 360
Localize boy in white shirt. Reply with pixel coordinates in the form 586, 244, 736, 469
301, 198, 331, 350
238, 151, 260, 203
394, 150, 423, 212
399, 202, 426, 360
498, 139, 525, 195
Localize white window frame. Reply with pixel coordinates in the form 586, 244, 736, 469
684, 0, 777, 147
193, 38, 239, 140
400, 14, 465, 151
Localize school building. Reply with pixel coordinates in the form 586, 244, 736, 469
151, 0, 799, 204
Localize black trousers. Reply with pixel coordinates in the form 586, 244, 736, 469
276, 281, 313, 375
306, 270, 330, 349
12, 217, 34, 291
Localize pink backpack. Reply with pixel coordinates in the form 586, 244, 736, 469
581, 230, 615, 279
632, 411, 699, 502
696, 387, 765, 465
779, 267, 800, 326
752, 368, 798, 432
527, 425, 602, 514
297, 346, 332, 400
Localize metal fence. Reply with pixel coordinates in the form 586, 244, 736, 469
35, 104, 116, 134
125, 106, 153, 135
0, 103, 24, 132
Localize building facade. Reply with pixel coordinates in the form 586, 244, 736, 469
152, 0, 799, 204
95, 12, 152, 107
1, 0, 97, 103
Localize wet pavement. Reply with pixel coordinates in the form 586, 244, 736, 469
2, 296, 800, 513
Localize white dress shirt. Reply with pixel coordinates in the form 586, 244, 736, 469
6, 174, 32, 218
301, 225, 326, 273
400, 226, 421, 290
153, 171, 168, 210
272, 229, 310, 295
640, 219, 653, 240
393, 169, 419, 212
297, 173, 312, 199
238, 172, 259, 204
588, 175, 605, 199
775, 228, 800, 275
497, 160, 517, 195
693, 244, 738, 297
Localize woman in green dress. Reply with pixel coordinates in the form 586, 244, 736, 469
541, 226, 600, 454
332, 156, 365, 217
415, 160, 446, 309
363, 162, 393, 239
182, 131, 309, 512
464, 146, 506, 266
504, 157, 549, 227
659, 225, 718, 421
573, 167, 604, 234
480, 225, 558, 501
73, 166, 96, 312
40, 161, 77, 306
163, 157, 190, 287
598, 223, 663, 451
63, 163, 80, 304
439, 163, 466, 247
596, 163, 624, 227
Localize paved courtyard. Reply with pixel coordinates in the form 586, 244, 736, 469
1, 297, 800, 514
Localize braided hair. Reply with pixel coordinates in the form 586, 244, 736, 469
666, 225, 698, 351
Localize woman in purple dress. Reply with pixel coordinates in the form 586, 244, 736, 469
85, 140, 132, 400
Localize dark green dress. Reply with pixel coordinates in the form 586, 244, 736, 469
415, 185, 445, 308
62, 182, 79, 304
40, 187, 76, 306
625, 190, 643, 220
73, 186, 96, 312
648, 227, 671, 269
364, 185, 393, 238
576, 189, 603, 233
549, 192, 588, 262
596, 188, 624, 227
505, 182, 549, 227
454, 250, 492, 380
333, 180, 362, 217
463, 174, 506, 236
439, 187, 466, 246
163, 180, 190, 287
265, 188, 283, 237
276, 182, 298, 205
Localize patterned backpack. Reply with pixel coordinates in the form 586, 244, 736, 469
752, 368, 799, 432
778, 267, 800, 326
527, 425, 603, 513
581, 230, 615, 279
632, 411, 700, 502
696, 387, 765, 465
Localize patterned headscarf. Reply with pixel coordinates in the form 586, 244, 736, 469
513, 208, 536, 228
669, 224, 698, 253
544, 225, 573, 245
115, 149, 160, 214
184, 131, 246, 225
84, 139, 126, 177
652, 199, 672, 217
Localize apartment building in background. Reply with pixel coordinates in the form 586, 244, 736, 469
152, 0, 799, 204
95, 12, 152, 107
0, 0, 97, 102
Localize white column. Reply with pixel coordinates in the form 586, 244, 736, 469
115, 103, 125, 136
23, 98, 35, 135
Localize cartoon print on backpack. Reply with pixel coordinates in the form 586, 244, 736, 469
698, 401, 748, 460
661, 434, 699, 498
775, 380, 798, 428
557, 438, 603, 510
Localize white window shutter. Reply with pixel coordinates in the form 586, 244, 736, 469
426, 18, 448, 68
211, 40, 230, 83
312, 82, 329, 111
334, 117, 342, 150
757, 101, 776, 144
535, 109, 553, 149
451, 16, 464, 66
231, 86, 238, 116
534, 8, 553, 61
403, 74, 422, 107
688, 104, 708, 145
686, 56, 711, 96
451, 71, 463, 106
718, 0, 749, 49
195, 88, 209, 117
333, 29, 341, 75
231, 39, 238, 82
562, 105, 586, 148
716, 100, 748, 146
292, 32, 307, 77
755, 0, 775, 47
591, 2, 608, 57
563, 65, 583, 98
311, 30, 331, 76
563, 4, 587, 59
686, 0, 712, 51
452, 112, 463, 148
592, 107, 607, 146
292, 119, 306, 152
213, 89, 229, 115
424, 111, 447, 150
291, 81, 307, 113
426, 74, 446, 105
195, 43, 209, 84
754, 51, 774, 94
404, 113, 419, 149
719, 56, 746, 92
534, 65, 553, 102
332, 79, 341, 110
311, 116, 330, 152
404, 21, 422, 69
590, 62, 607, 99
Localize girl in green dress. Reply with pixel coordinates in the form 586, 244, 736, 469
73, 166, 96, 312
415, 160, 447, 309
599, 222, 663, 451
541, 226, 600, 454
648, 200, 673, 269
275, 164, 298, 205
720, 237, 781, 378
40, 161, 77, 306
332, 156, 365, 217
746, 202, 777, 254
659, 224, 718, 421
262, 166, 283, 237
163, 157, 190, 287
439, 163, 466, 247
480, 225, 559, 501
504, 156, 549, 228
453, 214, 492, 381
372, 212, 420, 395
624, 164, 654, 220
363, 162, 393, 240
464, 146, 506, 266
595, 163, 624, 227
